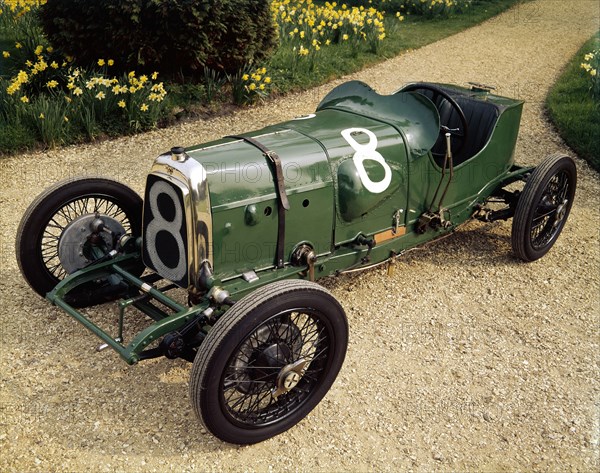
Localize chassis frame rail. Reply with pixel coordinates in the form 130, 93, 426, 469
46, 253, 209, 365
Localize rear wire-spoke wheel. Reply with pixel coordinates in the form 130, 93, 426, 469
190, 280, 348, 444
512, 154, 576, 261
16, 176, 143, 306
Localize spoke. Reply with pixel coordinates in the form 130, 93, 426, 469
47, 218, 65, 231
308, 343, 329, 362
228, 391, 258, 412
73, 198, 85, 215
224, 371, 275, 384
531, 218, 550, 232
224, 378, 271, 385
533, 209, 556, 222
65, 201, 81, 219
223, 379, 271, 393
104, 201, 117, 216
56, 207, 73, 223
246, 389, 274, 417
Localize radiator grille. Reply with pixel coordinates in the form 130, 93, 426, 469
143, 175, 189, 287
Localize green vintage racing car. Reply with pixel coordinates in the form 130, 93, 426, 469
16, 81, 576, 444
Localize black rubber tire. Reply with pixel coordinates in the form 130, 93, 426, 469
16, 176, 143, 304
511, 154, 576, 262
189, 280, 348, 444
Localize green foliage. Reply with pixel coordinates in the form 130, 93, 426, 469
203, 67, 227, 103
343, 0, 473, 17
21, 93, 70, 147
38, 0, 278, 77
546, 33, 600, 172
1, 0, 526, 154
0, 81, 35, 152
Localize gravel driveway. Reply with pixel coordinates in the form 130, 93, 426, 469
1, 1, 599, 471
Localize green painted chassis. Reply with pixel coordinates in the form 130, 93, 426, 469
46, 164, 531, 366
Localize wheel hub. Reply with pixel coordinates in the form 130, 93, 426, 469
272, 358, 308, 399
553, 199, 568, 228
232, 322, 302, 395
58, 213, 126, 273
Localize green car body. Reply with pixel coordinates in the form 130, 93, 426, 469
141, 81, 524, 298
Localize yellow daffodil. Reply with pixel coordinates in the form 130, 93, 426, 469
118, 100, 126, 108
98, 59, 105, 66
140, 103, 149, 112
20, 95, 29, 103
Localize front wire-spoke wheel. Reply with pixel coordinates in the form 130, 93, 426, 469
512, 154, 576, 261
190, 280, 348, 444
16, 176, 143, 306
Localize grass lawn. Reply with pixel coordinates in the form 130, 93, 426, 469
546, 32, 600, 172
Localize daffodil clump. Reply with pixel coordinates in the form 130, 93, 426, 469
580, 49, 599, 97
3, 42, 63, 98
65, 65, 168, 134
231, 67, 273, 105
1, 44, 168, 146
272, 0, 400, 57
0, 0, 46, 18
345, 0, 470, 19
401, 0, 469, 17
243, 68, 272, 95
